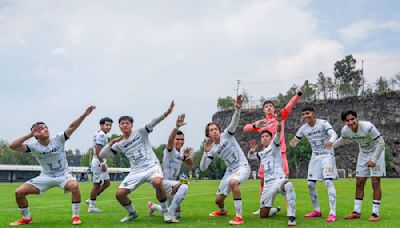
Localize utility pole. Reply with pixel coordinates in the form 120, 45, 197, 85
236, 80, 241, 96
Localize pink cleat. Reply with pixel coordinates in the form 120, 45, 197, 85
304, 210, 322, 218
326, 214, 336, 222
9, 217, 32, 226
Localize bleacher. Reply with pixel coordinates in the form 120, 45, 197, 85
0, 164, 131, 183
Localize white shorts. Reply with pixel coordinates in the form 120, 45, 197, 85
260, 178, 288, 208
26, 173, 75, 194
356, 151, 386, 177
217, 165, 251, 196
307, 155, 337, 181
91, 159, 110, 183
119, 165, 163, 190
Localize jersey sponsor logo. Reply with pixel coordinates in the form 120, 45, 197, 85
306, 129, 322, 136
40, 146, 61, 155
123, 135, 140, 148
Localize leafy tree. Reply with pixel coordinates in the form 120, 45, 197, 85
326, 76, 335, 99
217, 96, 234, 110
302, 80, 317, 102
153, 144, 166, 163
334, 55, 363, 97
80, 149, 91, 167
277, 84, 297, 105
286, 134, 312, 178
375, 76, 389, 94
316, 72, 328, 100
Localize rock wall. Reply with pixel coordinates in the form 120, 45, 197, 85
212, 91, 400, 177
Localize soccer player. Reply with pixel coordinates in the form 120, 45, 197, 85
8, 105, 96, 226
243, 86, 302, 215
99, 101, 175, 223
290, 106, 338, 222
334, 110, 385, 221
148, 114, 192, 223
86, 117, 113, 213
200, 95, 251, 225
249, 111, 297, 226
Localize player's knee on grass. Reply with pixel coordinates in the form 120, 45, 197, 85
228, 179, 239, 190
151, 178, 163, 189
260, 207, 270, 218
66, 181, 80, 193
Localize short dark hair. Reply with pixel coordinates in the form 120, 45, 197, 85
176, 130, 184, 136
341, 110, 357, 121
31, 122, 47, 131
118, 116, 134, 124
302, 106, 315, 112
263, 100, 275, 108
205, 122, 221, 137
100, 117, 113, 125
260, 129, 272, 137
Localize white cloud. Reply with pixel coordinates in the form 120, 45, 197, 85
338, 19, 400, 42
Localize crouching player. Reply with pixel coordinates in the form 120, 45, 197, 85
200, 95, 251, 225
254, 111, 296, 226
8, 105, 96, 225
148, 114, 192, 222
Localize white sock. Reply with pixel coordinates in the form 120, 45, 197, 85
268, 208, 278, 216
324, 180, 336, 216
234, 199, 243, 218
72, 202, 80, 217
89, 199, 96, 208
151, 203, 163, 213
372, 200, 381, 216
307, 181, 320, 212
159, 198, 168, 213
122, 201, 136, 214
19, 207, 30, 220
168, 185, 188, 215
284, 182, 296, 217
354, 199, 363, 214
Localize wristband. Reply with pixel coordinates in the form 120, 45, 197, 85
253, 124, 257, 129
297, 91, 302, 96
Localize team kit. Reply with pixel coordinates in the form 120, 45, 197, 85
7, 88, 386, 226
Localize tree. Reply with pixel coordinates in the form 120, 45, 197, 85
326, 76, 335, 99
334, 55, 363, 97
316, 72, 328, 100
375, 76, 389, 94
286, 134, 312, 178
217, 96, 234, 111
302, 81, 316, 102
153, 144, 166, 164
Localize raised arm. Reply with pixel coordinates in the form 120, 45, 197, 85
8, 124, 45, 152
227, 95, 243, 134
282, 86, 303, 120
200, 138, 213, 171
145, 101, 174, 133
99, 136, 123, 159
167, 113, 186, 151
247, 139, 258, 160
65, 105, 96, 137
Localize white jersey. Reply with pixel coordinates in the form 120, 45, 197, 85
339, 121, 381, 154
162, 147, 185, 180
295, 119, 338, 157
257, 132, 285, 182
207, 129, 249, 172
26, 132, 70, 177
92, 130, 108, 162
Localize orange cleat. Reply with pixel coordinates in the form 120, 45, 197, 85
344, 212, 361, 219
9, 217, 32, 226
209, 210, 228, 217
368, 214, 380, 222
229, 216, 244, 225
72, 216, 82, 225
304, 210, 322, 218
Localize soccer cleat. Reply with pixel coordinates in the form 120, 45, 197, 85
304, 210, 322, 218
326, 214, 336, 222
209, 210, 228, 217
85, 199, 90, 205
344, 212, 361, 219
229, 216, 244, 225
147, 201, 155, 216
171, 217, 180, 223
9, 217, 32, 226
88, 207, 103, 213
288, 216, 296, 226
120, 212, 138, 223
72, 216, 82, 225
368, 213, 380, 222
252, 209, 260, 216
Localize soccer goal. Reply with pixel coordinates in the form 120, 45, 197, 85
337, 169, 346, 179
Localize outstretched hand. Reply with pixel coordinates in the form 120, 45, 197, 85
183, 147, 192, 157
110, 135, 124, 146
31, 124, 45, 138
249, 139, 258, 153
83, 105, 96, 117
176, 114, 186, 128
235, 95, 243, 109
164, 100, 175, 117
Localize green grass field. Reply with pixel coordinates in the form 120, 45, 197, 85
0, 179, 399, 227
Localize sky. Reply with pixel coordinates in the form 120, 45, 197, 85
1, 0, 399, 153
